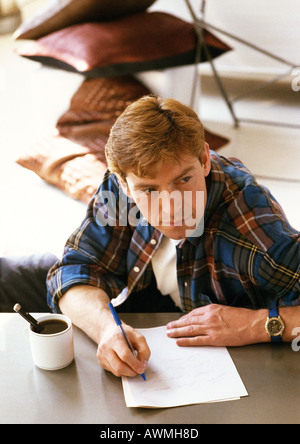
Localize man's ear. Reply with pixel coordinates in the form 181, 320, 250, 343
202, 143, 211, 177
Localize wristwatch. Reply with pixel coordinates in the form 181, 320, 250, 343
265, 307, 285, 343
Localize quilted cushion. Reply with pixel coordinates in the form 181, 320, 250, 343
16, 76, 229, 203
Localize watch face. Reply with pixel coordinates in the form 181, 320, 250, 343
268, 319, 284, 335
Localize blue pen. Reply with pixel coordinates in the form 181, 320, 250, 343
108, 302, 146, 380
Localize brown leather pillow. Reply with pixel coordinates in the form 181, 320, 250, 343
16, 130, 228, 205
14, 0, 157, 40
16, 75, 151, 203
16, 134, 107, 204
16, 75, 229, 203
16, 12, 231, 77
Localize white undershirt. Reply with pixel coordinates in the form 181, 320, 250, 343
151, 236, 183, 310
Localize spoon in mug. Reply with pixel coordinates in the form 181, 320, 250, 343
13, 303, 43, 333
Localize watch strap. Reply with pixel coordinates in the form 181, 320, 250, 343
269, 307, 279, 318
271, 335, 282, 343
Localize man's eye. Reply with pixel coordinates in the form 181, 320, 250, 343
180, 176, 191, 184
145, 188, 157, 194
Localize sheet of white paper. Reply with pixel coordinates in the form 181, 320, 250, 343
122, 326, 248, 408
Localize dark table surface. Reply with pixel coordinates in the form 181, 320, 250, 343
1, 312, 299, 424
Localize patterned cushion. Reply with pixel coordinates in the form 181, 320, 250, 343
16, 75, 229, 203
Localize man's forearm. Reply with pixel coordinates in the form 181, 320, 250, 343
280, 305, 300, 342
58, 285, 113, 344
243, 305, 300, 344
166, 304, 300, 347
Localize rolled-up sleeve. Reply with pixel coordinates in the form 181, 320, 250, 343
47, 172, 131, 312
258, 232, 300, 307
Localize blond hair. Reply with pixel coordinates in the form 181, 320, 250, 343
105, 95, 205, 181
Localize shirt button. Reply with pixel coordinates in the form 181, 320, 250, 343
150, 239, 157, 245
133, 266, 140, 273
184, 282, 188, 287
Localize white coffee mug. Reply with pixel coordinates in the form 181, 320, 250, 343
27, 314, 74, 370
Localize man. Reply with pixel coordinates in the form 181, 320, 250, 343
47, 96, 300, 378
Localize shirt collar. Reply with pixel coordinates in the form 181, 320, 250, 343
187, 155, 226, 247
204, 156, 226, 224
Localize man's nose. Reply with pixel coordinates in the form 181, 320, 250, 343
158, 190, 183, 219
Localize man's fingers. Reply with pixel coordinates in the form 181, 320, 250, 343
97, 341, 145, 377
97, 326, 150, 378
167, 316, 203, 335
167, 323, 206, 339
129, 330, 151, 364
115, 340, 147, 374
99, 349, 140, 378
175, 335, 210, 347
166, 315, 210, 346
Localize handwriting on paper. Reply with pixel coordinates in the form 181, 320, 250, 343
122, 326, 248, 408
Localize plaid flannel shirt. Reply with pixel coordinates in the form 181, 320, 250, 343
47, 151, 300, 313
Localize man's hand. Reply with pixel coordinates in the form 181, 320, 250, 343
166, 304, 269, 347
59, 285, 151, 378
97, 321, 150, 378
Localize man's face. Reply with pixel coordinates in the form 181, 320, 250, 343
123, 143, 211, 239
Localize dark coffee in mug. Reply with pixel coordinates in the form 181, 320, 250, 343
33, 319, 69, 335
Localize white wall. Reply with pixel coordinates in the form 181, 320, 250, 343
18, 0, 300, 77
150, 0, 300, 76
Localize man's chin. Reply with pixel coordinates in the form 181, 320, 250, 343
156, 224, 198, 240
